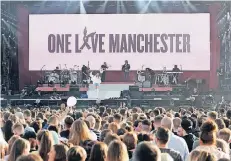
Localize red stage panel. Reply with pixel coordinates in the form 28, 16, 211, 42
36, 84, 70, 92
139, 87, 172, 92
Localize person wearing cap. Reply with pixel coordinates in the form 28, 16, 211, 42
177, 118, 197, 152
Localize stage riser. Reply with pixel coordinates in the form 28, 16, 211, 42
88, 84, 133, 91
87, 84, 133, 99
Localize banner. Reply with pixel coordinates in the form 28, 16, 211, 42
29, 14, 210, 71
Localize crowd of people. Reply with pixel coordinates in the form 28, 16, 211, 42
0, 104, 231, 161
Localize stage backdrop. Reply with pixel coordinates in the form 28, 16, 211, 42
29, 14, 210, 71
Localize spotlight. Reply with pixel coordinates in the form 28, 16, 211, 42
1, 18, 3, 21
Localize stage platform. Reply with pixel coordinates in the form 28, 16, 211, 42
33, 82, 186, 100
35, 82, 175, 92
87, 82, 134, 99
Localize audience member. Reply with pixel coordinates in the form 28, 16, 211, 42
89, 142, 108, 161
67, 146, 87, 161
16, 153, 43, 161
60, 116, 74, 139
69, 120, 94, 145
48, 144, 69, 161
123, 132, 137, 159
133, 141, 161, 161
8, 138, 30, 161
188, 150, 216, 161
193, 121, 229, 160
155, 127, 182, 161
161, 117, 189, 160
37, 130, 54, 161
107, 140, 129, 161
178, 118, 197, 152
173, 117, 181, 135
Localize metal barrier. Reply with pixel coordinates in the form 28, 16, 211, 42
0, 97, 192, 108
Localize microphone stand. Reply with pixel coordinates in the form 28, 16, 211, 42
40, 65, 45, 83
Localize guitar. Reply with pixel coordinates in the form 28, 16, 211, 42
100, 64, 111, 73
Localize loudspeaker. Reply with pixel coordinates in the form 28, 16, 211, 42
70, 86, 79, 91
130, 91, 143, 99
143, 81, 152, 88
129, 85, 139, 91
135, 82, 142, 88
80, 94, 88, 98
194, 96, 203, 108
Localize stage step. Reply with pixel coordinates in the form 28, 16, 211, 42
87, 83, 133, 99
87, 90, 121, 99
88, 84, 133, 91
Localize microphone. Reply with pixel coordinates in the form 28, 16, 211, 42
41, 65, 46, 70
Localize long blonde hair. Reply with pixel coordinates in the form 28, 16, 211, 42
107, 140, 129, 161
8, 138, 30, 161
189, 150, 216, 161
7, 135, 20, 155
37, 130, 53, 161
69, 120, 92, 145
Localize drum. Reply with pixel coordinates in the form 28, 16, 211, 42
48, 73, 59, 83
138, 72, 145, 82
70, 71, 78, 83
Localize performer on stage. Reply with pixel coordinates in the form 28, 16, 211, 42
81, 65, 88, 82
172, 65, 180, 72
172, 65, 180, 84
90, 72, 101, 98
100, 62, 109, 82
122, 60, 130, 81
54, 66, 61, 74
145, 68, 155, 83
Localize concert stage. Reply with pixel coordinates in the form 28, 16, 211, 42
34, 82, 180, 99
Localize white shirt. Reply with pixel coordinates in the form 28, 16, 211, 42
90, 73, 101, 84
168, 132, 189, 161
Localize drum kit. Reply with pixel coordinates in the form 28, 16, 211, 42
137, 65, 146, 82
43, 65, 81, 84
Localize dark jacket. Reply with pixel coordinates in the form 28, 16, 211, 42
182, 133, 197, 152
160, 148, 183, 161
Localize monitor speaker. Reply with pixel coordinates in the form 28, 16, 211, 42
143, 81, 152, 88
129, 85, 139, 91
130, 91, 143, 99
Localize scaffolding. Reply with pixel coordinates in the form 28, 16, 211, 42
217, 2, 231, 91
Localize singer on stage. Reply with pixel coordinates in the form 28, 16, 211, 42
90, 72, 101, 98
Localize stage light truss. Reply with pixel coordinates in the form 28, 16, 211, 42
217, 2, 231, 90
1, 8, 18, 91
